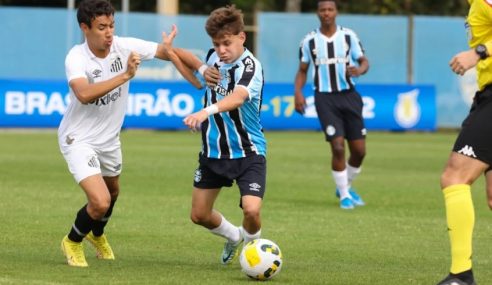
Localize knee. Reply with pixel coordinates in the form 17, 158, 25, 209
190, 210, 209, 226
351, 149, 366, 162
242, 205, 261, 223
331, 145, 345, 158
89, 198, 111, 219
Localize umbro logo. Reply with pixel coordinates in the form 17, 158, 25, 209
457, 145, 477, 158
249, 183, 261, 192
92, 69, 102, 78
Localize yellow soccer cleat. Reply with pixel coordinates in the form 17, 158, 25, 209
85, 232, 115, 260
61, 235, 88, 267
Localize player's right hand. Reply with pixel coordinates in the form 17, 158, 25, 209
126, 52, 141, 79
183, 110, 208, 132
294, 92, 306, 115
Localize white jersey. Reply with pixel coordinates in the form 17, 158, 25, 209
58, 36, 157, 150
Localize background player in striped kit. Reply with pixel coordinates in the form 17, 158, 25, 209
437, 0, 492, 284
294, 0, 369, 210
180, 5, 267, 265
59, 0, 208, 267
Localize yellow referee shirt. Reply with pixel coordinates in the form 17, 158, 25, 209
468, 0, 492, 90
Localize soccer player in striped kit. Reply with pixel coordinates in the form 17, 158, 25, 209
294, 0, 369, 210
438, 0, 492, 284
181, 5, 267, 265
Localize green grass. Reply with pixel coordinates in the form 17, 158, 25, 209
0, 130, 491, 284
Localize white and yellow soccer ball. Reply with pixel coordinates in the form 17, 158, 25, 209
239, 238, 283, 280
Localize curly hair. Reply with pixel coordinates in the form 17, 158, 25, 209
77, 0, 115, 28
205, 5, 244, 38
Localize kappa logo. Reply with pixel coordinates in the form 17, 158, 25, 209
249, 183, 261, 192
194, 169, 202, 183
458, 145, 477, 158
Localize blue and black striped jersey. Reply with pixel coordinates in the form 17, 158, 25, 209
299, 26, 365, 93
201, 48, 266, 159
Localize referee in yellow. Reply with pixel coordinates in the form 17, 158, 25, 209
438, 0, 492, 284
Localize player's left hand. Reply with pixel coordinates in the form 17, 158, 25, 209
204, 66, 220, 87
161, 24, 178, 57
449, 49, 479, 76
183, 110, 208, 132
347, 66, 361, 77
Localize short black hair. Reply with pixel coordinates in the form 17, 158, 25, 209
318, 0, 338, 5
77, 0, 114, 28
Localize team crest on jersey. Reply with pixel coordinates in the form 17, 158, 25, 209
110, 56, 123, 73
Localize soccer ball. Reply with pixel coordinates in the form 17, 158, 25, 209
239, 238, 283, 280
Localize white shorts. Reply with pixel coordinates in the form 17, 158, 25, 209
61, 145, 122, 183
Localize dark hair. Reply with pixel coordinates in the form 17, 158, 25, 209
77, 0, 114, 28
205, 5, 244, 38
318, 0, 338, 5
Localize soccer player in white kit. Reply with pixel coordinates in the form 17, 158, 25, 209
59, 0, 207, 267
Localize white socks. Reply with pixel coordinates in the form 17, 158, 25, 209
210, 215, 241, 244
347, 164, 361, 189
241, 226, 261, 245
332, 169, 350, 199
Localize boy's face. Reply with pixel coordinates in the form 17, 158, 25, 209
317, 1, 337, 26
211, 32, 246, 64
81, 15, 114, 54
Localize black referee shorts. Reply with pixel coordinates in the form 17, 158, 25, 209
453, 85, 492, 165
314, 89, 366, 141
193, 154, 266, 198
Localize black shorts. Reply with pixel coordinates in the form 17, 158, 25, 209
453, 85, 492, 165
314, 89, 366, 141
193, 154, 266, 198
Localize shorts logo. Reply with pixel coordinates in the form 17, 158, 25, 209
249, 183, 261, 192
194, 169, 202, 183
114, 164, 121, 171
457, 145, 477, 158
66, 135, 74, 145
87, 155, 99, 168
361, 128, 367, 136
326, 125, 336, 136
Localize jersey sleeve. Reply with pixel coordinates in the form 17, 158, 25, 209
117, 37, 158, 61
348, 31, 365, 61
65, 48, 87, 82
237, 56, 263, 101
299, 37, 311, 64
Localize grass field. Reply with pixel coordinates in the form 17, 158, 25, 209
1, 130, 491, 285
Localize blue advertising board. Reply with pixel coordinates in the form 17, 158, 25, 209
0, 79, 435, 131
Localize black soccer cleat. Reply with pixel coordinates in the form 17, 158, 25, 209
436, 269, 476, 285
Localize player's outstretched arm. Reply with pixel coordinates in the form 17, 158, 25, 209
69, 52, 140, 104
157, 25, 203, 89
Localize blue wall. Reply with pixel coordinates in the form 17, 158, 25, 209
0, 7, 470, 128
